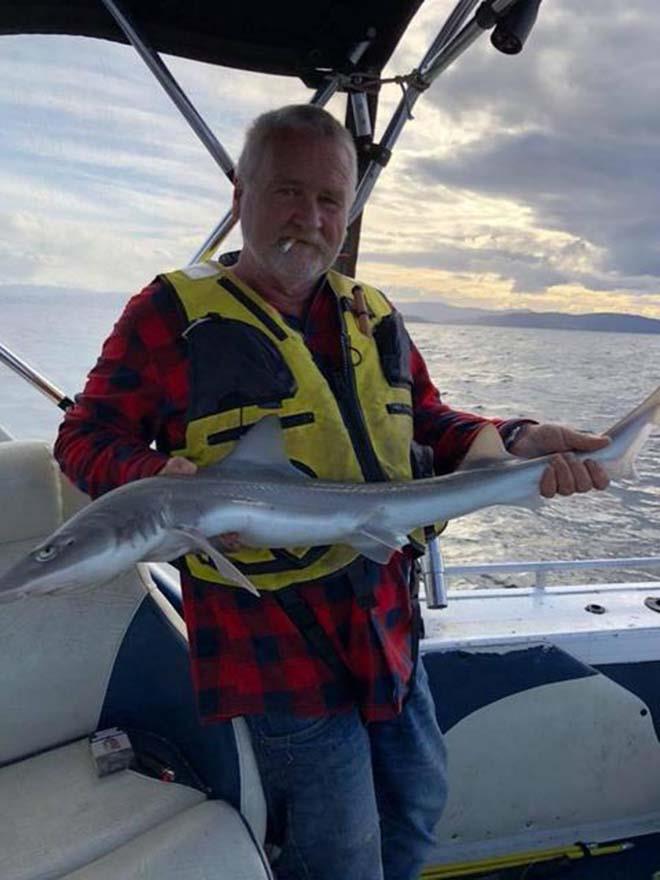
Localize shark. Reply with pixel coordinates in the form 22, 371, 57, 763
0, 385, 658, 602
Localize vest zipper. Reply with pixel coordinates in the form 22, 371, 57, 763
334, 300, 388, 483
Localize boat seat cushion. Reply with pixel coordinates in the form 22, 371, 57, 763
62, 802, 271, 880
0, 439, 268, 872
0, 738, 270, 880
0, 441, 62, 541
0, 440, 65, 571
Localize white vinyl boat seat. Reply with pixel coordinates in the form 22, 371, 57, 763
0, 440, 270, 880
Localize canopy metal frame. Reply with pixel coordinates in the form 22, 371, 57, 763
99, 0, 520, 271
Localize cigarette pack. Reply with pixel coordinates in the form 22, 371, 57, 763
89, 727, 134, 777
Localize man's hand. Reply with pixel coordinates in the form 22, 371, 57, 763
509, 424, 611, 498
158, 457, 243, 551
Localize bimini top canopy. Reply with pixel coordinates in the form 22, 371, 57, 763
0, 0, 425, 80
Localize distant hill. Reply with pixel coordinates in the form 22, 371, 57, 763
400, 300, 660, 334
3, 284, 658, 335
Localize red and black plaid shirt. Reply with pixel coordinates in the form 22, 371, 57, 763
55, 272, 517, 722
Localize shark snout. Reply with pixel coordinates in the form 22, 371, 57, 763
0, 559, 60, 603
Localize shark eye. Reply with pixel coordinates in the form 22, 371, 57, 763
35, 545, 58, 563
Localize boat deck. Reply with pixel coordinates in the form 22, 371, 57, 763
423, 580, 660, 665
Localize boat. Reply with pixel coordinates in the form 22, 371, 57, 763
1, 1, 659, 878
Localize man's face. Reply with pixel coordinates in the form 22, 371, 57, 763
233, 129, 356, 290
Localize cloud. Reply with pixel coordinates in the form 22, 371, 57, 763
0, 33, 320, 292
1, 8, 660, 316
369, 0, 660, 310
410, 129, 660, 280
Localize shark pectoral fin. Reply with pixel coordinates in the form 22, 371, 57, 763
349, 538, 393, 564
171, 528, 259, 596
361, 525, 408, 552
349, 524, 409, 564
458, 423, 514, 470
146, 533, 191, 561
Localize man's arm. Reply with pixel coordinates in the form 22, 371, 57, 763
410, 341, 514, 474
409, 337, 609, 495
54, 281, 185, 498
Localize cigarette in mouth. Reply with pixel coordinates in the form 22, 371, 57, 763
278, 238, 295, 253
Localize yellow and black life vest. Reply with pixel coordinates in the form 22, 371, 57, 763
162, 262, 420, 591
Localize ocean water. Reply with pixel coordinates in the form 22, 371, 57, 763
1, 290, 659, 587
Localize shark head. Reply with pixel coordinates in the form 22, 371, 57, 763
0, 519, 124, 603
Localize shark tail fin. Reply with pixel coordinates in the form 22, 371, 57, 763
603, 384, 660, 480
605, 384, 660, 437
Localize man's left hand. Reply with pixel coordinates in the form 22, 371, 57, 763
509, 424, 611, 498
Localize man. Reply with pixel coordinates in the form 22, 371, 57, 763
55, 104, 609, 880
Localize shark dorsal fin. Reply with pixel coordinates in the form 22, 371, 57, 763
458, 423, 514, 470
204, 416, 309, 482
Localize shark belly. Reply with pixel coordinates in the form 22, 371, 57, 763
196, 494, 361, 550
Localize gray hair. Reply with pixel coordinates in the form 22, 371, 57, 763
236, 104, 357, 186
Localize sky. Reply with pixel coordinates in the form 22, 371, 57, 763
1, 0, 659, 317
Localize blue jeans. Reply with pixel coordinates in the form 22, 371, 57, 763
245, 661, 448, 880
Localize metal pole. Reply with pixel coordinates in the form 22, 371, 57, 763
443, 557, 660, 577
424, 533, 448, 609
420, 0, 518, 79
350, 0, 518, 222
535, 568, 548, 591
426, 0, 482, 58
0, 342, 73, 411
189, 44, 371, 264
189, 209, 235, 266
310, 74, 342, 107
336, 85, 380, 277
99, 0, 235, 180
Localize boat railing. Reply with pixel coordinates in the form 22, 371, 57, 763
422, 553, 660, 608
0, 341, 73, 411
